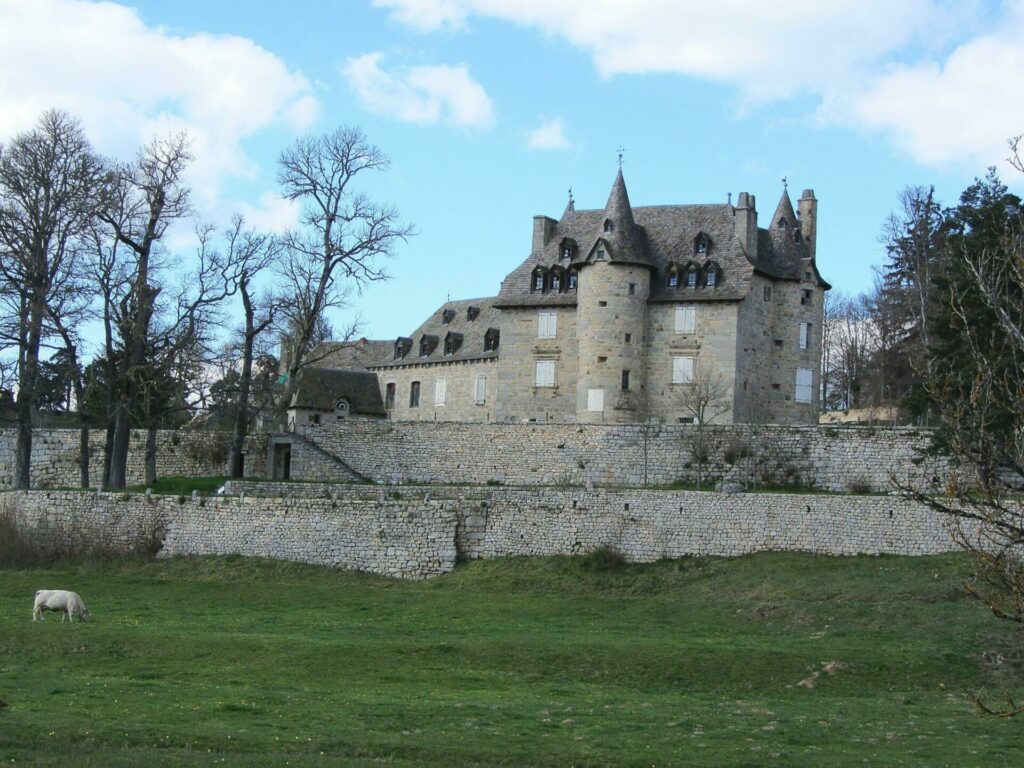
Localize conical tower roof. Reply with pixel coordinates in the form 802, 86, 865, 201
770, 187, 798, 229
585, 168, 651, 266
604, 168, 636, 230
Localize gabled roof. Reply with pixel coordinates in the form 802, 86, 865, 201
289, 367, 385, 415
311, 338, 394, 370
374, 296, 502, 368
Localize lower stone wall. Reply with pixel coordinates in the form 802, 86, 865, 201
1, 490, 457, 580
0, 429, 237, 489
296, 421, 952, 493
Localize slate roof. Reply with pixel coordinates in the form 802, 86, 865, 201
311, 338, 394, 370
288, 367, 386, 415
497, 175, 820, 306
373, 296, 503, 368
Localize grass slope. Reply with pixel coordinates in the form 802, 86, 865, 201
1, 552, 1022, 766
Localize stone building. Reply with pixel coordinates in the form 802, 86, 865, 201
310, 170, 828, 425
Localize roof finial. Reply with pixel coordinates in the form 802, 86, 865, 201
781, 175, 788, 191
568, 186, 574, 205
616, 145, 625, 169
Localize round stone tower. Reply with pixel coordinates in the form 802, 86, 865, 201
574, 170, 653, 423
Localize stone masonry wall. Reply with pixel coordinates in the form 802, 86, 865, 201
1, 490, 457, 580
0, 429, 234, 489
296, 421, 952, 493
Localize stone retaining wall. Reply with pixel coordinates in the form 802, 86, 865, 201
296, 421, 952, 492
0, 429, 235, 489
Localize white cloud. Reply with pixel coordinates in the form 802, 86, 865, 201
236, 193, 303, 234
0, 0, 318, 218
526, 119, 570, 150
834, 7, 1024, 169
341, 52, 495, 129
374, 0, 1024, 169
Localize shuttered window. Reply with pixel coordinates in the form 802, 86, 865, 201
434, 378, 447, 406
672, 355, 694, 384
674, 305, 695, 333
474, 375, 487, 404
587, 388, 604, 412
799, 322, 811, 350
535, 360, 555, 387
795, 368, 813, 403
538, 311, 557, 339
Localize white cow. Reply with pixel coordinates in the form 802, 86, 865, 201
32, 590, 91, 622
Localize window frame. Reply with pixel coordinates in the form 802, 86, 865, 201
674, 305, 696, 334
538, 310, 558, 339
672, 355, 695, 385
535, 359, 556, 388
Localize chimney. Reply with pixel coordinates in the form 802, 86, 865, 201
798, 189, 817, 260
733, 192, 757, 255
532, 216, 556, 254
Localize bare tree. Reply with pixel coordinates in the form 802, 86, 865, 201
0, 110, 102, 488
821, 289, 843, 409
677, 368, 731, 490
274, 126, 414, 422
98, 134, 192, 487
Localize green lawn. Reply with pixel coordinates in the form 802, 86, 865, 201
1, 552, 1022, 766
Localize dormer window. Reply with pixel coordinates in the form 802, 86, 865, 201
531, 266, 547, 293
419, 334, 438, 357
567, 269, 578, 290
695, 232, 711, 256
394, 337, 412, 360
484, 327, 500, 352
559, 238, 576, 261
603, 218, 613, 234
442, 309, 456, 324
444, 332, 463, 355
686, 267, 698, 288
467, 306, 480, 321
596, 249, 606, 261
777, 218, 789, 229
666, 265, 679, 289
550, 267, 562, 292
704, 264, 719, 288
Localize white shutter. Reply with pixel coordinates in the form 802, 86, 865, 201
474, 374, 487, 404
587, 388, 604, 412
538, 311, 557, 339
799, 322, 810, 349
672, 355, 694, 384
795, 368, 813, 403
434, 378, 447, 406
535, 360, 555, 387
674, 305, 695, 333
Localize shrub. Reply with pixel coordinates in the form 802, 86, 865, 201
847, 478, 872, 494
723, 440, 750, 465
581, 545, 627, 572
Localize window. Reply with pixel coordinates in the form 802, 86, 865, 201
587, 388, 604, 412
628, 282, 637, 296
434, 378, 447, 407
562, 245, 572, 259
804, 271, 812, 281
667, 268, 679, 289
409, 381, 421, 408
560, 238, 576, 260
624, 333, 632, 343
596, 248, 606, 260
778, 217, 789, 229
621, 370, 630, 390
695, 233, 710, 255
484, 328, 500, 352
604, 218, 613, 233
550, 271, 561, 291
795, 368, 813, 403
442, 309, 455, 324
467, 306, 480, 321
335, 399, 349, 420
535, 360, 556, 387
597, 356, 607, 363
532, 268, 546, 292
598, 300, 607, 307
801, 289, 812, 305
311, 413, 321, 425
385, 382, 396, 409
394, 337, 412, 359
538, 311, 557, 339
419, 335, 437, 357
567, 270, 578, 290
799, 322, 811, 350
705, 268, 717, 288
763, 285, 772, 301
686, 268, 698, 288
474, 375, 487, 405
444, 332, 463, 355
672, 355, 694, 384
674, 305, 695, 334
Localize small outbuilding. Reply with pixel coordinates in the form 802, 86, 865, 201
286, 367, 386, 430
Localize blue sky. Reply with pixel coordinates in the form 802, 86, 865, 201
2, 0, 1023, 351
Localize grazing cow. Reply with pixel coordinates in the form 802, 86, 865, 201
32, 590, 91, 622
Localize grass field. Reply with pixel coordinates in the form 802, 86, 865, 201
2, 552, 1023, 766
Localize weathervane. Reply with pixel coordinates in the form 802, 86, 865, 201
568, 186, 574, 205
781, 175, 788, 190
617, 145, 625, 168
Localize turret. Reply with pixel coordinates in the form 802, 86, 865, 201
798, 188, 817, 260
770, 188, 798, 231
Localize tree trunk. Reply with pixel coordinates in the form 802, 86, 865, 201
145, 425, 157, 486
229, 307, 256, 478
108, 403, 131, 488
14, 301, 45, 490
102, 421, 114, 488
78, 425, 90, 488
